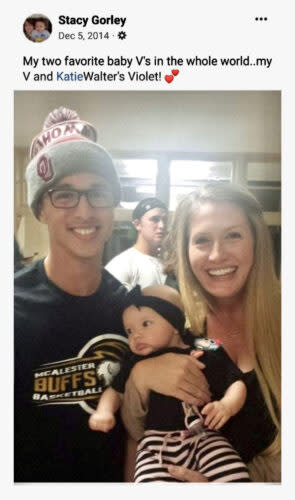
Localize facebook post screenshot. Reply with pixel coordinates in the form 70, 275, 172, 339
3, 0, 293, 497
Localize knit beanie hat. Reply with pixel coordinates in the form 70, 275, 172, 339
25, 107, 120, 218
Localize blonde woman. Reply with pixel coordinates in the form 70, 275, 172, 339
123, 182, 280, 482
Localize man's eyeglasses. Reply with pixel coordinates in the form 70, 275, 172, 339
47, 188, 114, 209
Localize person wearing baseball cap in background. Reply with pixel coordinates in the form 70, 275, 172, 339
105, 197, 168, 290
14, 107, 129, 482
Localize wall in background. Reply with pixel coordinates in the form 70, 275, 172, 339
14, 91, 281, 259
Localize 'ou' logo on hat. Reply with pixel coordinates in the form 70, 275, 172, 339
37, 155, 54, 181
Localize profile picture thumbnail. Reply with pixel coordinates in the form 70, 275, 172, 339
23, 14, 52, 43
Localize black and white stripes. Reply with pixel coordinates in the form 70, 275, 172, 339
135, 429, 250, 482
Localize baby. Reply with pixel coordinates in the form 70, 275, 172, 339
31, 20, 51, 42
89, 285, 250, 482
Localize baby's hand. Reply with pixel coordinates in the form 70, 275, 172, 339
201, 401, 231, 430
88, 411, 116, 433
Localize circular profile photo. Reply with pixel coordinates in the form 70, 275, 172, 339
23, 14, 52, 43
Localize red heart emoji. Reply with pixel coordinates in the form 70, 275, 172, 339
171, 69, 179, 76
165, 75, 174, 83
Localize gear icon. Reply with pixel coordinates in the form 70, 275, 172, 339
118, 31, 127, 40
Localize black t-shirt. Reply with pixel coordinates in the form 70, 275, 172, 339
112, 334, 277, 463
14, 260, 128, 482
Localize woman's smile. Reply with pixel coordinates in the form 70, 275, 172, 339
189, 201, 254, 304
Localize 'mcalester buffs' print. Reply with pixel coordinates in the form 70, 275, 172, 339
32, 333, 128, 414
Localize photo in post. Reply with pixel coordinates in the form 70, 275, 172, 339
14, 90, 281, 485
2, 0, 292, 495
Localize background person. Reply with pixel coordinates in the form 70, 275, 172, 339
90, 285, 250, 482
105, 197, 168, 289
14, 107, 128, 482
122, 182, 281, 482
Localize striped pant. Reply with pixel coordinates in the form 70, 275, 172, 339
134, 429, 250, 482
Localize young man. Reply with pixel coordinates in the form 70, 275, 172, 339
105, 197, 168, 290
14, 107, 129, 482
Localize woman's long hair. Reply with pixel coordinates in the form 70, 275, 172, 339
164, 182, 281, 455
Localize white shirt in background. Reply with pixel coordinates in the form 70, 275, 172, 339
105, 247, 166, 290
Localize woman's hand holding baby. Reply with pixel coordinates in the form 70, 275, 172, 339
131, 351, 211, 407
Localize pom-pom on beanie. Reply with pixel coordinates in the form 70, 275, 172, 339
25, 107, 120, 218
